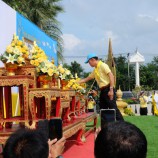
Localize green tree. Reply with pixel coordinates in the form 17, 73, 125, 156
3, 0, 63, 28
114, 55, 135, 91
140, 56, 158, 90
63, 61, 84, 78
44, 21, 64, 61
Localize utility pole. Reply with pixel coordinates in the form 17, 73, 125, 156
127, 53, 130, 91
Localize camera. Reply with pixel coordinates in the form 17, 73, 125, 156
37, 118, 63, 140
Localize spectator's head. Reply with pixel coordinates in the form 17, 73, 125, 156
3, 128, 49, 158
95, 121, 147, 158
140, 91, 145, 96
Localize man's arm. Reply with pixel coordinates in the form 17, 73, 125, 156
78, 76, 93, 84
108, 72, 115, 89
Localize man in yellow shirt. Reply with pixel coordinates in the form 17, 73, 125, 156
139, 91, 148, 115
78, 53, 123, 121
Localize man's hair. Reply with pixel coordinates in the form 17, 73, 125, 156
3, 128, 49, 158
92, 57, 98, 60
95, 121, 147, 158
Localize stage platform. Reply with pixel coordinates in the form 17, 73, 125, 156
0, 112, 98, 145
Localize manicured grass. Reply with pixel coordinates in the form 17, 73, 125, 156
88, 115, 158, 158
124, 116, 158, 158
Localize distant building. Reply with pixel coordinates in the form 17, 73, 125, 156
129, 50, 145, 87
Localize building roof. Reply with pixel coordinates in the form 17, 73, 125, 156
129, 50, 145, 64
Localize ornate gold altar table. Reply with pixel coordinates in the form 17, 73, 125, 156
75, 95, 86, 116
62, 90, 76, 119
0, 75, 35, 128
60, 90, 71, 121
28, 88, 61, 128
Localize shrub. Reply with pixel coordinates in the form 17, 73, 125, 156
124, 107, 135, 116
123, 98, 139, 104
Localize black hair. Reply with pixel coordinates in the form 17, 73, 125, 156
95, 121, 147, 158
3, 128, 49, 158
93, 57, 98, 60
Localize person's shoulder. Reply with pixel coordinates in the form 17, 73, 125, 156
101, 61, 109, 67
100, 62, 111, 73
100, 61, 109, 68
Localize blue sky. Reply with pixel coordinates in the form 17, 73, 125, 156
58, 0, 158, 72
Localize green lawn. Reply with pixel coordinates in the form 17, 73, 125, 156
124, 116, 158, 158
91, 115, 158, 158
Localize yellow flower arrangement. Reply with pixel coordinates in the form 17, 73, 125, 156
30, 41, 58, 76
0, 34, 29, 65
64, 78, 86, 94
57, 64, 71, 79
30, 41, 47, 66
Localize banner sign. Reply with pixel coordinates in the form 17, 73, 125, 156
0, 1, 58, 66
16, 13, 57, 65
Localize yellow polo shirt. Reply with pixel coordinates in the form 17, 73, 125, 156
88, 100, 95, 109
88, 61, 111, 88
139, 96, 148, 108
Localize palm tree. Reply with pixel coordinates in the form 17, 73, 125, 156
44, 19, 64, 62
3, 0, 64, 62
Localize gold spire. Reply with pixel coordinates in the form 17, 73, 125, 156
106, 38, 116, 86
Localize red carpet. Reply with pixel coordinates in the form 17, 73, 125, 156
63, 133, 95, 158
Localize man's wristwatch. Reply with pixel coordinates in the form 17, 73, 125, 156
56, 156, 63, 158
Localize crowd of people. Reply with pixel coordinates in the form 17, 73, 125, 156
1, 120, 147, 158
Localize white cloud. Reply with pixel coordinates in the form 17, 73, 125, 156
62, 34, 81, 51
138, 14, 158, 23
138, 14, 153, 19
